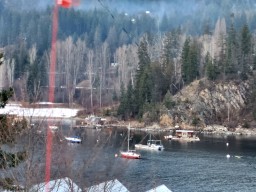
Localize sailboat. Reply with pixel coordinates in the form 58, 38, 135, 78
120, 123, 141, 159
135, 133, 164, 151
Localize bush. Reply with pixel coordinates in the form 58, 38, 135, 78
163, 91, 175, 109
242, 121, 250, 128
253, 109, 256, 121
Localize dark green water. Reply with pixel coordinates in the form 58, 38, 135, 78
23, 119, 256, 192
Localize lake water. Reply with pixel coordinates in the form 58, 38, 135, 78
17, 119, 256, 191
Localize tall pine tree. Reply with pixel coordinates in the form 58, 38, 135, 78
134, 37, 152, 118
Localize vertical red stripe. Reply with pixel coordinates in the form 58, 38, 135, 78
45, 1, 58, 191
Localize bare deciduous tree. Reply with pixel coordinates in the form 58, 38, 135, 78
87, 49, 95, 113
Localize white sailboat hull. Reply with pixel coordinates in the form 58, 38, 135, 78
135, 144, 164, 151
64, 137, 82, 143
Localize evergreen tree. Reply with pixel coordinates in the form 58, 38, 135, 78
0, 87, 27, 172
126, 80, 134, 118
27, 58, 47, 103
13, 42, 29, 79
117, 82, 126, 119
134, 37, 152, 118
151, 62, 168, 103
181, 38, 190, 83
205, 52, 217, 80
225, 22, 238, 74
163, 90, 175, 109
181, 38, 199, 84
240, 24, 252, 79
136, 37, 151, 81
0, 51, 3, 65
187, 41, 199, 82
0, 88, 13, 108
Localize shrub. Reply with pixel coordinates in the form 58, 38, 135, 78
253, 109, 256, 121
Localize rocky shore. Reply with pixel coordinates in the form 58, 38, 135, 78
76, 116, 256, 136
110, 120, 256, 136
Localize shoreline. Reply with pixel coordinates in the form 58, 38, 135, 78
74, 117, 256, 136
21, 115, 256, 137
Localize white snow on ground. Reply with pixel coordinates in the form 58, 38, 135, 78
0, 104, 80, 118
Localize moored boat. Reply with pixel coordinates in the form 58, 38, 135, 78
64, 136, 82, 143
135, 134, 164, 151
49, 125, 58, 130
120, 123, 141, 159
120, 150, 141, 159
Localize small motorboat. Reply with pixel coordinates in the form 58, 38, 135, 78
49, 125, 58, 131
135, 134, 164, 151
135, 140, 164, 151
64, 136, 82, 143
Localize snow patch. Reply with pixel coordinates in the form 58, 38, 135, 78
0, 104, 79, 118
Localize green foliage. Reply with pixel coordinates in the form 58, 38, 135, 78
117, 80, 136, 120
181, 38, 190, 82
181, 38, 199, 84
0, 116, 27, 144
27, 59, 40, 102
0, 88, 14, 108
253, 109, 256, 121
0, 178, 14, 190
0, 150, 27, 169
163, 91, 175, 109
242, 121, 250, 129
112, 89, 118, 101
151, 62, 168, 102
136, 37, 151, 79
241, 24, 251, 56
205, 52, 218, 80
117, 82, 127, 119
103, 108, 111, 116
253, 55, 256, 70
0, 87, 27, 171
225, 23, 238, 74
192, 116, 200, 127
0, 88, 27, 144
13, 43, 30, 80
133, 38, 153, 118
142, 103, 161, 124
0, 52, 3, 65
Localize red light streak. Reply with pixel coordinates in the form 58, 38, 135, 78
44, 1, 80, 190
44, 1, 58, 191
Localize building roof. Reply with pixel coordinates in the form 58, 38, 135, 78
176, 130, 194, 133
146, 184, 172, 192
85, 179, 129, 192
76, 80, 91, 89
29, 177, 82, 192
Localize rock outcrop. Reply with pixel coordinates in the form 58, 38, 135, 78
167, 79, 253, 129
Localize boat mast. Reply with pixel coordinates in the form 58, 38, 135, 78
128, 123, 130, 151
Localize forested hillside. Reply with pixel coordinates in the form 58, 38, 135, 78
0, 0, 256, 127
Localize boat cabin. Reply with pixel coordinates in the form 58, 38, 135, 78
147, 140, 162, 146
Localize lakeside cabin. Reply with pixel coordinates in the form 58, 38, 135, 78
175, 130, 196, 138
164, 130, 200, 141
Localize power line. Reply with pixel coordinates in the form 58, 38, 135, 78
97, 0, 139, 46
